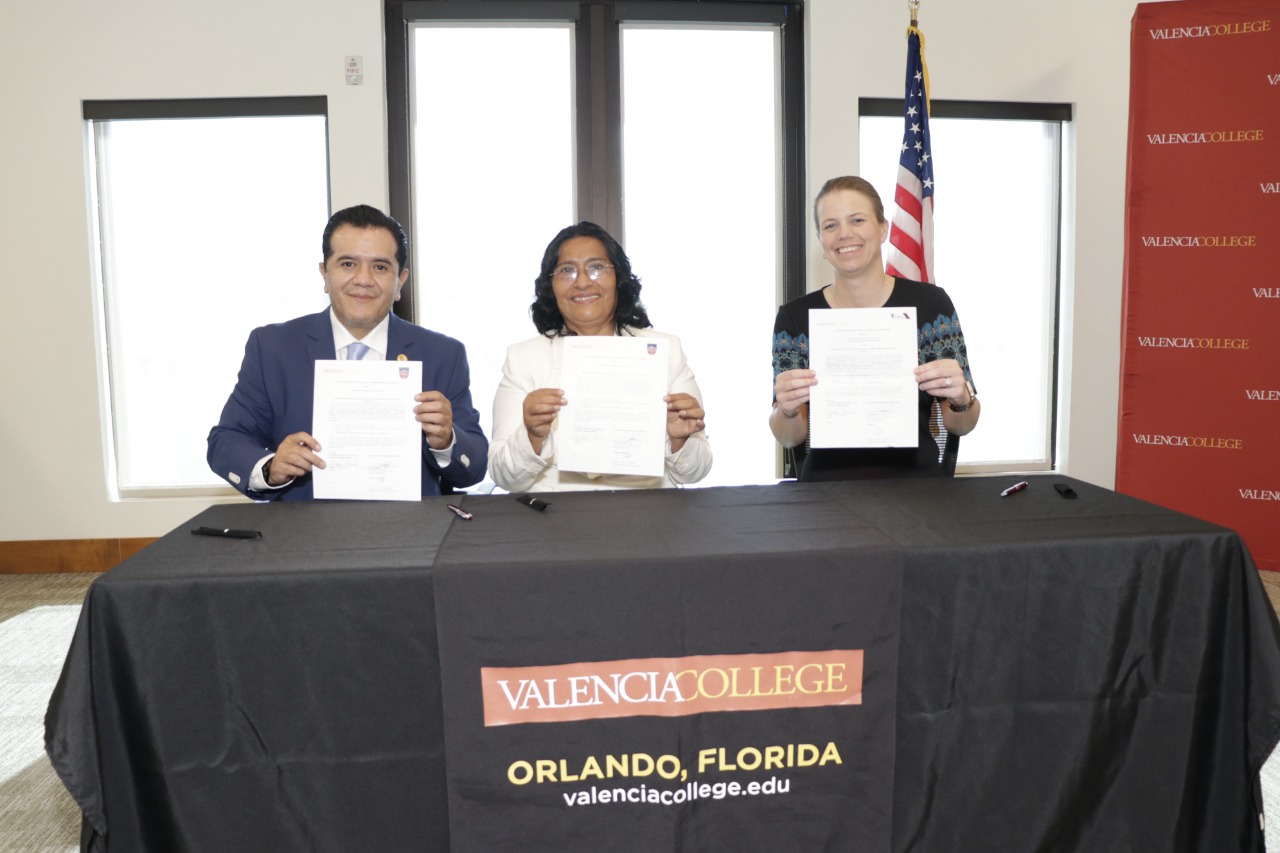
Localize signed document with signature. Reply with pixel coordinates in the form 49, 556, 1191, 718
557, 336, 668, 477
312, 359, 423, 501
808, 307, 917, 450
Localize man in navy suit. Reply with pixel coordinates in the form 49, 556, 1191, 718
207, 204, 487, 500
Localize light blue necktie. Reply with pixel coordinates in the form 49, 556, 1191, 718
346, 341, 370, 361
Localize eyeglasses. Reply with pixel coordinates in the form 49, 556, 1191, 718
552, 261, 613, 284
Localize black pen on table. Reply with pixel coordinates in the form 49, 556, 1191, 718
1000, 481, 1029, 497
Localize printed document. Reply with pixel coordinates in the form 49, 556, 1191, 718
312, 359, 423, 501
808, 308, 917, 449
557, 336, 668, 477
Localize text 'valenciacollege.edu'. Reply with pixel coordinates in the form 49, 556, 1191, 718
562, 776, 792, 808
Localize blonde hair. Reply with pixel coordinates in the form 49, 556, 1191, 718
813, 176, 886, 231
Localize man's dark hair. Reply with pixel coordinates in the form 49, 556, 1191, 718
321, 205, 410, 270
531, 221, 652, 337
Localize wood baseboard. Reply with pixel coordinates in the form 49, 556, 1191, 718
0, 538, 155, 574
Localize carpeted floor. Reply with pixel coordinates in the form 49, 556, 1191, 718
0, 572, 95, 853
4, 570, 1280, 851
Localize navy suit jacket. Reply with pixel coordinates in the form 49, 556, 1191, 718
207, 309, 488, 500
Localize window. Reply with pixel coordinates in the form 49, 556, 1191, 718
405, 21, 577, 486
86, 98, 330, 497
860, 100, 1069, 472
620, 24, 782, 487
387, 0, 804, 487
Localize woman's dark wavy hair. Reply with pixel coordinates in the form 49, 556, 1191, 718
531, 221, 652, 337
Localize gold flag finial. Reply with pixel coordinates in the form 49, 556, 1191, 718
908, 0, 920, 27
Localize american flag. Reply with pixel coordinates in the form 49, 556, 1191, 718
885, 26, 935, 284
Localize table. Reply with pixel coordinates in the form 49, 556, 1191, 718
45, 476, 1280, 851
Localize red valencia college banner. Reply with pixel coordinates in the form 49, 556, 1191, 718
1119, 0, 1280, 571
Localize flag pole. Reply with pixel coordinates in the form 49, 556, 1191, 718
896, 0, 944, 458
885, 0, 934, 285
906, 1, 930, 118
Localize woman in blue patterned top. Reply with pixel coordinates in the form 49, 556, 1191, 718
770, 176, 979, 480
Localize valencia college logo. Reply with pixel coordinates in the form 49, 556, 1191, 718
1246, 389, 1280, 401
1141, 235, 1255, 248
1147, 130, 1263, 144
1136, 336, 1249, 349
1149, 20, 1271, 39
1132, 434, 1242, 450
481, 650, 864, 726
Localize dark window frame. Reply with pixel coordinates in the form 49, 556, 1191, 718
83, 96, 328, 122
384, 0, 804, 319
859, 98, 1071, 122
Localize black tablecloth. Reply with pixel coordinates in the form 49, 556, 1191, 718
44, 476, 1280, 851
432, 485, 905, 851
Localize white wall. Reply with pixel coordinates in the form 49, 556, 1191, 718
0, 0, 388, 539
0, 0, 1154, 541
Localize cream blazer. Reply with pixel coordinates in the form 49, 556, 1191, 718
488, 328, 713, 492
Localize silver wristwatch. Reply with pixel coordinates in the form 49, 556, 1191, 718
948, 380, 977, 413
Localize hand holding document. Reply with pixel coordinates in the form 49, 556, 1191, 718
808, 308, 917, 449
557, 336, 668, 477
312, 360, 423, 501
